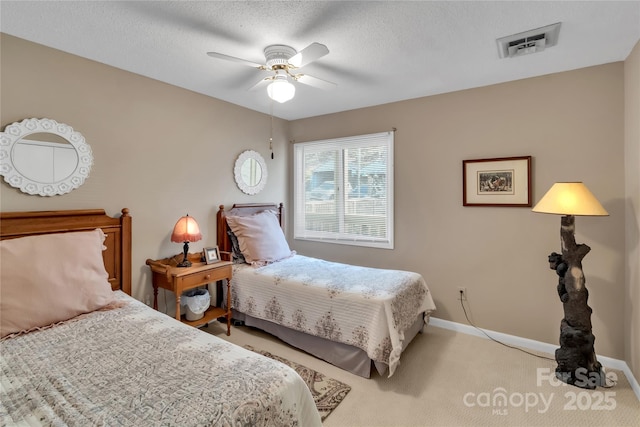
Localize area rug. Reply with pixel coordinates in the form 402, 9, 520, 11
244, 345, 351, 421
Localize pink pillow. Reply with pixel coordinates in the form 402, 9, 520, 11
0, 229, 114, 338
226, 210, 293, 264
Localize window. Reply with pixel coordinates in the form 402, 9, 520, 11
293, 131, 394, 249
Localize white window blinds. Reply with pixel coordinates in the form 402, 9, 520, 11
293, 131, 394, 249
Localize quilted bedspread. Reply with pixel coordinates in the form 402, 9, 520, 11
231, 255, 436, 376
0, 292, 321, 427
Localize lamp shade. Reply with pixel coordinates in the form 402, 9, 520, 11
267, 77, 295, 103
170, 214, 202, 243
532, 182, 609, 216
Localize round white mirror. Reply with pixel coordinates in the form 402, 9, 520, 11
0, 118, 93, 196
234, 150, 267, 195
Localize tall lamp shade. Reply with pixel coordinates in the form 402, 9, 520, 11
171, 214, 202, 267
532, 182, 608, 216
532, 181, 609, 389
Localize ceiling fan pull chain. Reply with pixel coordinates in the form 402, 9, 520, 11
269, 104, 274, 159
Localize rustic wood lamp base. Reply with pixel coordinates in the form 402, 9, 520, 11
547, 215, 605, 389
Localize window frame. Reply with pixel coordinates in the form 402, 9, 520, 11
293, 131, 394, 249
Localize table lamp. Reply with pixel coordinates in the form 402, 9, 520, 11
171, 214, 202, 267
532, 182, 608, 389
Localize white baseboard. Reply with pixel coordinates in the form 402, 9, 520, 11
429, 317, 640, 402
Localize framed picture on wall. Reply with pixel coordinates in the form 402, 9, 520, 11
202, 246, 221, 264
463, 156, 532, 207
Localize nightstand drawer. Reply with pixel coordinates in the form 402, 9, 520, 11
181, 271, 216, 288
178, 264, 232, 288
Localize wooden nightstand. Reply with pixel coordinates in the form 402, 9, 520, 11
146, 253, 232, 335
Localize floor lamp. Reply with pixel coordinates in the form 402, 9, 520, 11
532, 182, 609, 389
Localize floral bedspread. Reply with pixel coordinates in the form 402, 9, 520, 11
0, 292, 321, 427
231, 255, 436, 376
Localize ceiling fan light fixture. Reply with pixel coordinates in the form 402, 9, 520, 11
208, 42, 332, 104
267, 74, 295, 103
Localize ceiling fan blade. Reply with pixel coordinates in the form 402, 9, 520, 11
207, 51, 264, 69
288, 42, 329, 68
295, 73, 336, 90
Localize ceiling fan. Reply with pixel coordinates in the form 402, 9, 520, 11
207, 42, 336, 103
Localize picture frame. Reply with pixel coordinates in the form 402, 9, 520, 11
463, 156, 532, 207
202, 246, 221, 264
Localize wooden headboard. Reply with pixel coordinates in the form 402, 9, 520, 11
0, 208, 132, 294
216, 203, 284, 260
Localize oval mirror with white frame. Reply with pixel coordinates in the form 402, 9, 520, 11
234, 150, 267, 195
0, 118, 93, 196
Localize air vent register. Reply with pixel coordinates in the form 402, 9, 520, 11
496, 22, 561, 58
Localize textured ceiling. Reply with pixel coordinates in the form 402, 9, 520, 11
1, 1, 639, 120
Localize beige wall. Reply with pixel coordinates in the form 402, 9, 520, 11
624, 40, 640, 381
0, 34, 289, 305
1, 34, 635, 369
289, 63, 627, 361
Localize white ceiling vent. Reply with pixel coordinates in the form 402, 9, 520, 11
496, 22, 561, 58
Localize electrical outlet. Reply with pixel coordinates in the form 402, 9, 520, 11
457, 287, 467, 301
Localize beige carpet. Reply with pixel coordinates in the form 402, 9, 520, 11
205, 323, 640, 426
243, 344, 351, 421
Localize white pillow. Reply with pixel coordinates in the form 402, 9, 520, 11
0, 229, 114, 338
225, 210, 293, 264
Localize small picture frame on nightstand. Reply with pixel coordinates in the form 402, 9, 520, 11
203, 246, 221, 264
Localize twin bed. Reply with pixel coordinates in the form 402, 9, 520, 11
0, 209, 321, 426
217, 203, 436, 378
